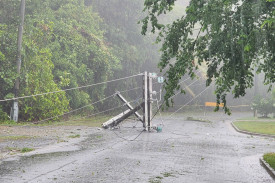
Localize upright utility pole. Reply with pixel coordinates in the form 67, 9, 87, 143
11, 0, 26, 122
143, 71, 153, 131
147, 73, 153, 130
143, 72, 148, 130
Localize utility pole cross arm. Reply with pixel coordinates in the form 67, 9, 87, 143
116, 92, 143, 122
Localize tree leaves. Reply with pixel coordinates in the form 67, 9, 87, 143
142, 0, 275, 114
0, 0, 117, 121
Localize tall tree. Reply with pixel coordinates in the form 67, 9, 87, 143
91, 0, 160, 108
0, 0, 117, 121
142, 0, 275, 114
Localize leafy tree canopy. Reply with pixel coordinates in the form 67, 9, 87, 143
0, 0, 117, 121
142, 0, 275, 114
0, 0, 160, 121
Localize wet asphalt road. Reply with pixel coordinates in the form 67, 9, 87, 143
0, 112, 274, 183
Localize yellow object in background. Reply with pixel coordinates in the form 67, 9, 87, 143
205, 102, 224, 107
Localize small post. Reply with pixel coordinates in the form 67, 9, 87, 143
143, 71, 148, 130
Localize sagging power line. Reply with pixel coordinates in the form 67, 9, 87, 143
0, 73, 143, 102
102, 71, 205, 132
2, 72, 143, 123
32, 87, 144, 124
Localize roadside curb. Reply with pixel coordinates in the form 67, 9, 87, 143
231, 122, 275, 138
260, 157, 275, 180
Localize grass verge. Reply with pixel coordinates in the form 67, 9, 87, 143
0, 135, 31, 142
233, 121, 275, 135
6, 147, 34, 153
21, 147, 34, 153
0, 115, 111, 127
57, 115, 111, 127
263, 153, 275, 170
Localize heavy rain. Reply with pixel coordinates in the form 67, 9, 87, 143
0, 0, 274, 182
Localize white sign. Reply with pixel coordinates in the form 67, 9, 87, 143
158, 77, 164, 83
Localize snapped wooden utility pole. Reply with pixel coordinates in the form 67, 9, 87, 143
102, 72, 154, 130
116, 92, 143, 122
11, 0, 26, 122
102, 102, 144, 129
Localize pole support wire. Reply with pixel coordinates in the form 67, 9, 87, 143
168, 83, 213, 118
0, 73, 143, 102
32, 86, 143, 123
150, 77, 201, 121
83, 97, 143, 119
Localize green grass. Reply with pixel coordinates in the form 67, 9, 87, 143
162, 172, 174, 177
6, 147, 34, 153
21, 147, 34, 153
6, 147, 20, 152
68, 134, 80, 138
0, 135, 31, 141
0, 115, 111, 127
263, 153, 275, 170
233, 121, 275, 135
0, 120, 50, 126
237, 116, 275, 121
0, 120, 27, 126
53, 115, 111, 127
237, 116, 259, 121
149, 178, 162, 183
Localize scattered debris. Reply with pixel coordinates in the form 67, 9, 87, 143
68, 134, 80, 138
186, 116, 212, 123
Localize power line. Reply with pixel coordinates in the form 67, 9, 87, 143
34, 102, 122, 124
32, 94, 117, 124
168, 84, 213, 118
73, 97, 143, 121
63, 72, 202, 128
170, 79, 200, 100
149, 83, 213, 135
154, 70, 202, 96
151, 77, 201, 121
32, 87, 144, 124
152, 77, 200, 111
0, 73, 143, 102
119, 86, 142, 93
111, 129, 145, 142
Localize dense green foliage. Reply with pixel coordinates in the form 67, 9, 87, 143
0, 0, 158, 121
142, 0, 275, 114
81, 0, 161, 111
91, 0, 159, 105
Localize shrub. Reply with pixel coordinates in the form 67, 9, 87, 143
252, 95, 274, 118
